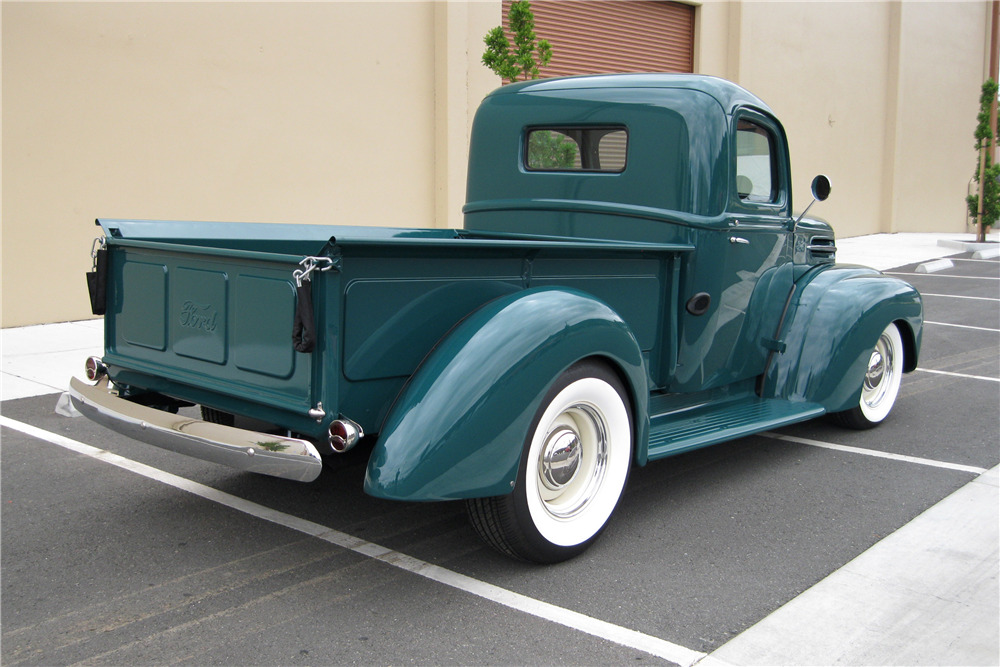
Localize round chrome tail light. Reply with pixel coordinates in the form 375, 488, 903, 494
329, 418, 363, 453
85, 356, 107, 382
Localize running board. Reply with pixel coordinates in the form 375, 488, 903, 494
647, 397, 825, 460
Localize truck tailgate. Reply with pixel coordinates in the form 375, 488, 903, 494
98, 220, 332, 430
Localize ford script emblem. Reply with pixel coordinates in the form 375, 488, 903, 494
179, 301, 219, 332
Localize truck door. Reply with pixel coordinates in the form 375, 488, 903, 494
670, 111, 794, 392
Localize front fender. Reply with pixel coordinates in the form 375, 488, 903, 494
764, 265, 922, 412
363, 287, 647, 501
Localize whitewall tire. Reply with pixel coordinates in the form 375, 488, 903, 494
467, 360, 633, 563
833, 322, 905, 430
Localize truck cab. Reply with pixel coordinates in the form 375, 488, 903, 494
463, 74, 836, 394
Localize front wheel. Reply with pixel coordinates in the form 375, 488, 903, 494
832, 322, 905, 430
467, 361, 633, 563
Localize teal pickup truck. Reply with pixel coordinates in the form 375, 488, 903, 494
70, 74, 922, 563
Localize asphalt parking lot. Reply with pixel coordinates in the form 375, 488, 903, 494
2, 248, 998, 666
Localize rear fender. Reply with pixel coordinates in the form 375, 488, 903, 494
764, 265, 922, 412
363, 287, 647, 501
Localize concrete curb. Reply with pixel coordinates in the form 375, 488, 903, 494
938, 238, 1000, 254
700, 467, 1000, 667
915, 258, 954, 273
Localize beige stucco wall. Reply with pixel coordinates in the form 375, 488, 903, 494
1, 1, 499, 327
2, 0, 992, 327
890, 0, 991, 232
695, 0, 990, 239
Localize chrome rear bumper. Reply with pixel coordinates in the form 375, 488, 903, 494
68, 376, 323, 482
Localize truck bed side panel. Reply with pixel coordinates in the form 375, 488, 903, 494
332, 246, 674, 432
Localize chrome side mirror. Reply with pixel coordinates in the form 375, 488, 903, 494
794, 174, 832, 230
811, 174, 831, 202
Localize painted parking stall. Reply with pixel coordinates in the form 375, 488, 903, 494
2, 248, 998, 665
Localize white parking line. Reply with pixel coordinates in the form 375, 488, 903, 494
920, 293, 1000, 302
886, 272, 999, 280
915, 368, 1000, 383
761, 432, 988, 475
946, 257, 1000, 263
0, 415, 707, 667
924, 321, 1000, 333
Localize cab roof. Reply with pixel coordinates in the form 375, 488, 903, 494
488, 73, 774, 117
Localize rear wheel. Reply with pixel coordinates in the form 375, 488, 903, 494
467, 361, 632, 563
832, 322, 904, 429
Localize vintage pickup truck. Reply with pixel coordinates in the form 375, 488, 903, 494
70, 74, 922, 563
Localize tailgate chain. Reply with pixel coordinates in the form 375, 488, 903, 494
291, 257, 332, 354
293, 256, 334, 288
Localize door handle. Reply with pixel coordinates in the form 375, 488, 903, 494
729, 236, 750, 245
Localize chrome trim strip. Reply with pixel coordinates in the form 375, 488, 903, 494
68, 376, 323, 482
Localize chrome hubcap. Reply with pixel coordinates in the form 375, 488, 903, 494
535, 403, 608, 520
540, 427, 581, 490
865, 350, 885, 389
862, 334, 894, 408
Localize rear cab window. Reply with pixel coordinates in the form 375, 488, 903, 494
525, 127, 628, 172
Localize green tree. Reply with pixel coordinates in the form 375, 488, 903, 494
482, 1, 552, 82
483, 2, 570, 168
967, 78, 1000, 242
527, 130, 579, 169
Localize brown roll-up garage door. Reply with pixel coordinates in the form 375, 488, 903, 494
502, 1, 695, 78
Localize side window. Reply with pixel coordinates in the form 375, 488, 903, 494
735, 119, 778, 203
525, 127, 627, 172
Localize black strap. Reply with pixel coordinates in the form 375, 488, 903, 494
86, 247, 108, 316
292, 282, 316, 353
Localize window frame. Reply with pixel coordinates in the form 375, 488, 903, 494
729, 110, 788, 214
